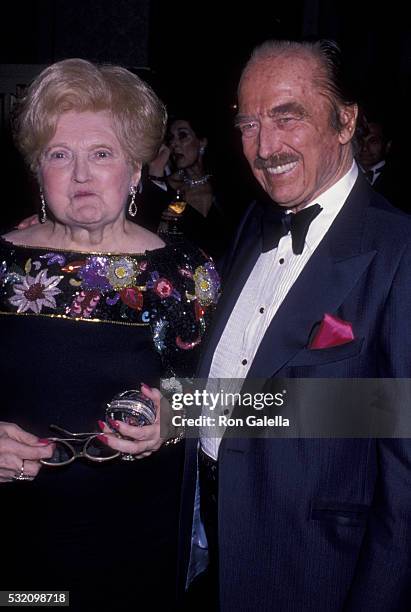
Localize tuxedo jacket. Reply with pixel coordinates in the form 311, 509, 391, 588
178, 175, 411, 611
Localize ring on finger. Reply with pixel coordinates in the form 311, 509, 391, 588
120, 446, 152, 461
12, 459, 33, 482
120, 453, 137, 462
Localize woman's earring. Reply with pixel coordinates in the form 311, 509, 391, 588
128, 185, 137, 217
199, 146, 206, 156
40, 192, 47, 223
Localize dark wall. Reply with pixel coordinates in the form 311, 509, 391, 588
0, 0, 410, 227
0, 0, 151, 228
0, 0, 150, 66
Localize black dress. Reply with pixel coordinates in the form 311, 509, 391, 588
0, 237, 219, 611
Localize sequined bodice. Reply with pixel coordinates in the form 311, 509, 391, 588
0, 238, 220, 610
0, 237, 219, 377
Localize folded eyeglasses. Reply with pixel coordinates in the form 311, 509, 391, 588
40, 425, 120, 466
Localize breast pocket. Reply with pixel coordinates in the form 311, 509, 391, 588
288, 337, 365, 368
311, 500, 370, 527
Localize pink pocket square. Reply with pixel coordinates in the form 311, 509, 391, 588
309, 313, 354, 350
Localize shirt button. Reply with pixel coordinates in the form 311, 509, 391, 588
223, 408, 230, 415
259, 307, 265, 314
279, 258, 285, 264
242, 359, 248, 365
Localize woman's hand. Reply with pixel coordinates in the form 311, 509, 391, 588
16, 214, 39, 230
0, 422, 55, 483
148, 145, 171, 179
98, 384, 164, 459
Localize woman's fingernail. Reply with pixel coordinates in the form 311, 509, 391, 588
97, 434, 109, 444
38, 438, 52, 445
108, 418, 119, 430
97, 420, 106, 432
141, 383, 152, 393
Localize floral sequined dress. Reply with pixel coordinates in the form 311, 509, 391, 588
0, 236, 219, 611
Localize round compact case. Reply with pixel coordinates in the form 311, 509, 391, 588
105, 389, 156, 428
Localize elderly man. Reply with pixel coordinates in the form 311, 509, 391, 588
179, 39, 411, 611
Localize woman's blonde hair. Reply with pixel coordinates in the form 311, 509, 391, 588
13, 58, 167, 172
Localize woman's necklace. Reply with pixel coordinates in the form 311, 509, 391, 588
178, 169, 212, 187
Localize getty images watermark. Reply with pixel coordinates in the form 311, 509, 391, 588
160, 378, 411, 439
170, 388, 290, 431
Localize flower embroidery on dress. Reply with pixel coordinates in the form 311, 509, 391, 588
0, 239, 219, 377
192, 262, 220, 307
106, 293, 121, 306
176, 335, 201, 350
9, 269, 63, 314
119, 287, 144, 310
106, 257, 139, 290
78, 256, 111, 292
66, 289, 101, 318
40, 253, 67, 267
153, 318, 168, 352
147, 271, 181, 301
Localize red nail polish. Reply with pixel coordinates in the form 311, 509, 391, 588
97, 434, 109, 444
108, 418, 119, 430
97, 420, 106, 432
38, 438, 52, 445
141, 383, 152, 393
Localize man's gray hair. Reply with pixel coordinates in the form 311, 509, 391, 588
239, 39, 357, 133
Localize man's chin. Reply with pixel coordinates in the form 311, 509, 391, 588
265, 187, 301, 209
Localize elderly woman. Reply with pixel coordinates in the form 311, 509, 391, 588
0, 59, 219, 611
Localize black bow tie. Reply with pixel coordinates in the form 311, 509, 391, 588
261, 203, 322, 255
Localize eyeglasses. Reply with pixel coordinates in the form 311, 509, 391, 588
40, 424, 120, 467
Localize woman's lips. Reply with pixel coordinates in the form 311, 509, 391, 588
73, 191, 95, 198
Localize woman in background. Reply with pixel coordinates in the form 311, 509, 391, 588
147, 114, 230, 259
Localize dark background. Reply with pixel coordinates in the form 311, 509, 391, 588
0, 0, 410, 227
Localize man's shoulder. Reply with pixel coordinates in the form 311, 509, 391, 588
366, 189, 411, 240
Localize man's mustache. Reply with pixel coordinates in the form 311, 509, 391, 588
254, 154, 299, 170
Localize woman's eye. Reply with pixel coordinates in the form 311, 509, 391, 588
45, 150, 71, 163
94, 150, 111, 159
177, 131, 190, 141
50, 151, 67, 159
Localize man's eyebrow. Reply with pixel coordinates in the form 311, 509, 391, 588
268, 102, 307, 117
234, 114, 257, 127
234, 102, 307, 127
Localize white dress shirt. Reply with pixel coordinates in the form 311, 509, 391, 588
200, 161, 359, 459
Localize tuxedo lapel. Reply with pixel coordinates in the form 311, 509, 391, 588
247, 248, 376, 377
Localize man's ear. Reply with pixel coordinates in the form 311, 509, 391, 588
338, 103, 358, 145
